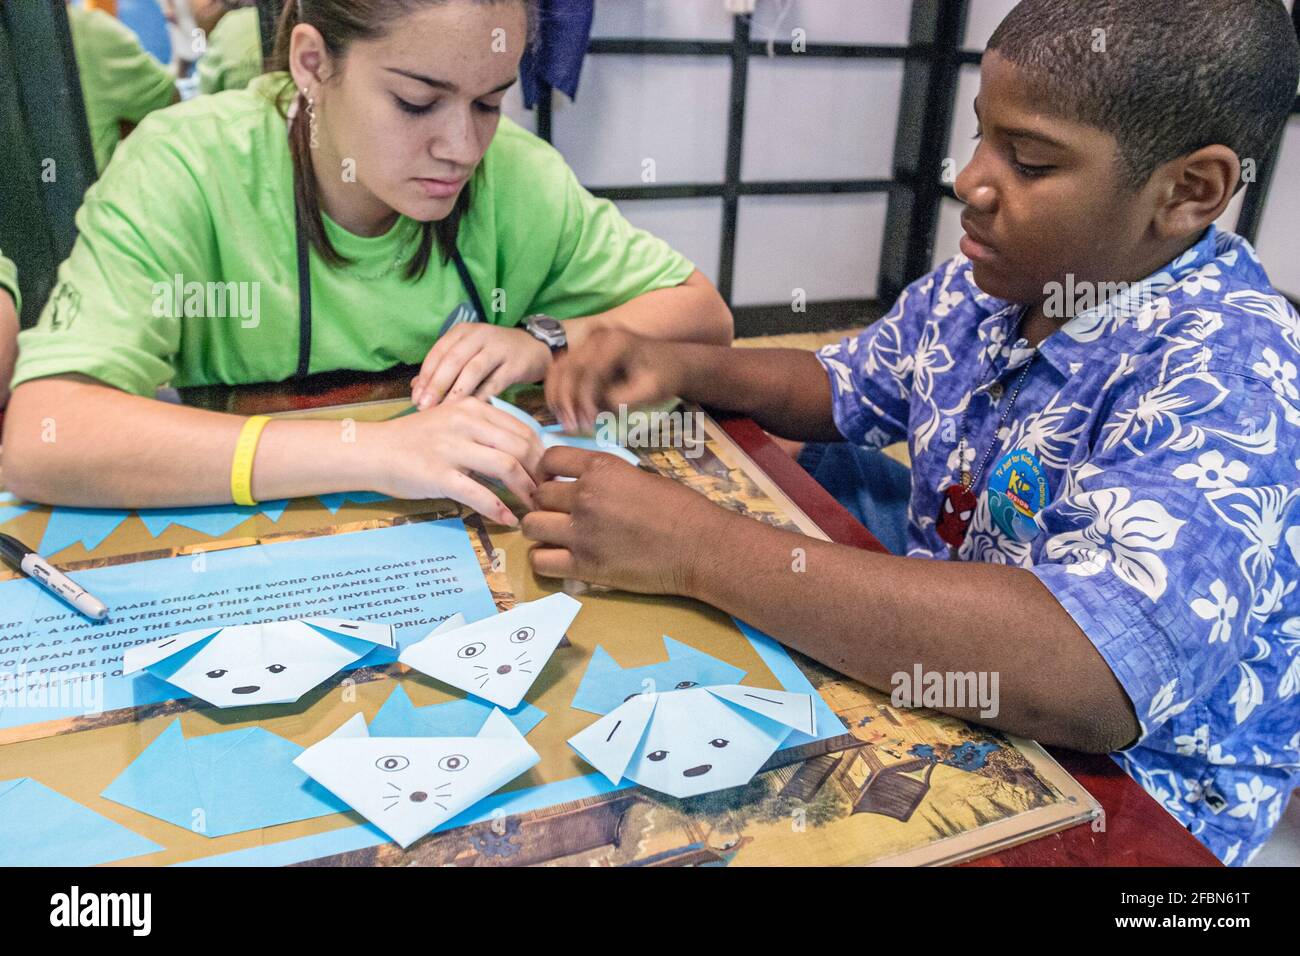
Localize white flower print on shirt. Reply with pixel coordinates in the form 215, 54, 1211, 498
1191, 580, 1238, 645
1253, 347, 1299, 402
1046, 489, 1185, 601
1227, 776, 1278, 820
1172, 450, 1248, 489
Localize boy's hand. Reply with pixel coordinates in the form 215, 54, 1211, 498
545, 328, 688, 433
411, 324, 553, 409
522, 445, 726, 595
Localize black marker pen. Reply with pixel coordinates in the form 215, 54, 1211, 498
0, 533, 109, 621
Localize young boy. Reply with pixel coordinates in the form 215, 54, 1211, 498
524, 0, 1300, 865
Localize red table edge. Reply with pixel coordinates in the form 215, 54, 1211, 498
714, 411, 1221, 868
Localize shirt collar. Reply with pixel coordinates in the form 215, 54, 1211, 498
966, 226, 1226, 378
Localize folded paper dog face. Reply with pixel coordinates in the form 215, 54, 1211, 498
398, 594, 581, 709
123, 617, 396, 707
294, 707, 540, 848
568, 685, 817, 799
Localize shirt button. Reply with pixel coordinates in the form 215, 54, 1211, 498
988, 382, 1005, 401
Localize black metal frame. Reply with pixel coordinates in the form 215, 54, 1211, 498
14, 0, 1296, 330
532, 7, 972, 335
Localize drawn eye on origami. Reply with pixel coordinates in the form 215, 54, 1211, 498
376, 755, 410, 772
438, 754, 469, 772
266, 664, 286, 674
647, 750, 669, 762
205, 669, 227, 679
709, 738, 729, 749
675, 680, 698, 690
458, 642, 487, 659
509, 627, 535, 644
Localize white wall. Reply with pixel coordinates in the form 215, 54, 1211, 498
1255, 114, 1300, 299
537, 0, 915, 302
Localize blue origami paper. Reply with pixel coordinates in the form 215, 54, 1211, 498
38, 501, 286, 555
570, 636, 746, 714
101, 719, 348, 837
0, 491, 36, 526
569, 684, 817, 799
371, 684, 546, 738
488, 396, 640, 466
568, 635, 817, 798
34, 491, 392, 556
0, 777, 162, 866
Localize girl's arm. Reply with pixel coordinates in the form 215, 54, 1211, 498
1, 374, 542, 525
410, 271, 732, 408
0, 289, 17, 408
561, 270, 733, 349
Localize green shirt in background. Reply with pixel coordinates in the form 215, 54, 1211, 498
197, 7, 261, 96
12, 73, 695, 397
67, 5, 177, 173
0, 250, 19, 314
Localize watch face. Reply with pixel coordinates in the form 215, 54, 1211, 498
528, 316, 566, 348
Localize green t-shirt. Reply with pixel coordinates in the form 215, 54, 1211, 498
197, 7, 261, 96
0, 250, 18, 314
67, 5, 177, 173
13, 73, 695, 397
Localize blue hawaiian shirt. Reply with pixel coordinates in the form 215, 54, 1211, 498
816, 226, 1300, 865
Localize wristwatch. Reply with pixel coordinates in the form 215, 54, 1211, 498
522, 314, 568, 353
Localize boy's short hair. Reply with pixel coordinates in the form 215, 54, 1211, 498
988, 0, 1300, 190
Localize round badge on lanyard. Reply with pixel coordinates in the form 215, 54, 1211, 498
986, 450, 1050, 542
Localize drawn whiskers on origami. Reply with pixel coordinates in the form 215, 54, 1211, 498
399, 593, 581, 709
294, 708, 540, 848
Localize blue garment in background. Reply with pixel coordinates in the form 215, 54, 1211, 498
520, 0, 595, 106
798, 442, 913, 556
114, 0, 172, 63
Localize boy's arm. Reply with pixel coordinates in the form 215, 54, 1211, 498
546, 330, 843, 442
523, 447, 1140, 754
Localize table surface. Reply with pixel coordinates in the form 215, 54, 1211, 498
0, 366, 1221, 867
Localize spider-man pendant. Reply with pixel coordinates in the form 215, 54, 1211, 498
936, 484, 978, 549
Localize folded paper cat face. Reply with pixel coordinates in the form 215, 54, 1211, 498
294, 708, 540, 848
122, 617, 396, 707
399, 594, 581, 709
568, 685, 816, 799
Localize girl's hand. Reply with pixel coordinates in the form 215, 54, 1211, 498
375, 396, 545, 525
411, 324, 553, 410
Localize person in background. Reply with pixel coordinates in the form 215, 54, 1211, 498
194, 1, 263, 95
66, 2, 178, 172
0, 251, 19, 408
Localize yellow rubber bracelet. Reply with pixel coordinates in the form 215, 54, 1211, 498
230, 415, 271, 507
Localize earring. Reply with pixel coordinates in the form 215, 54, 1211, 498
302, 87, 319, 147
